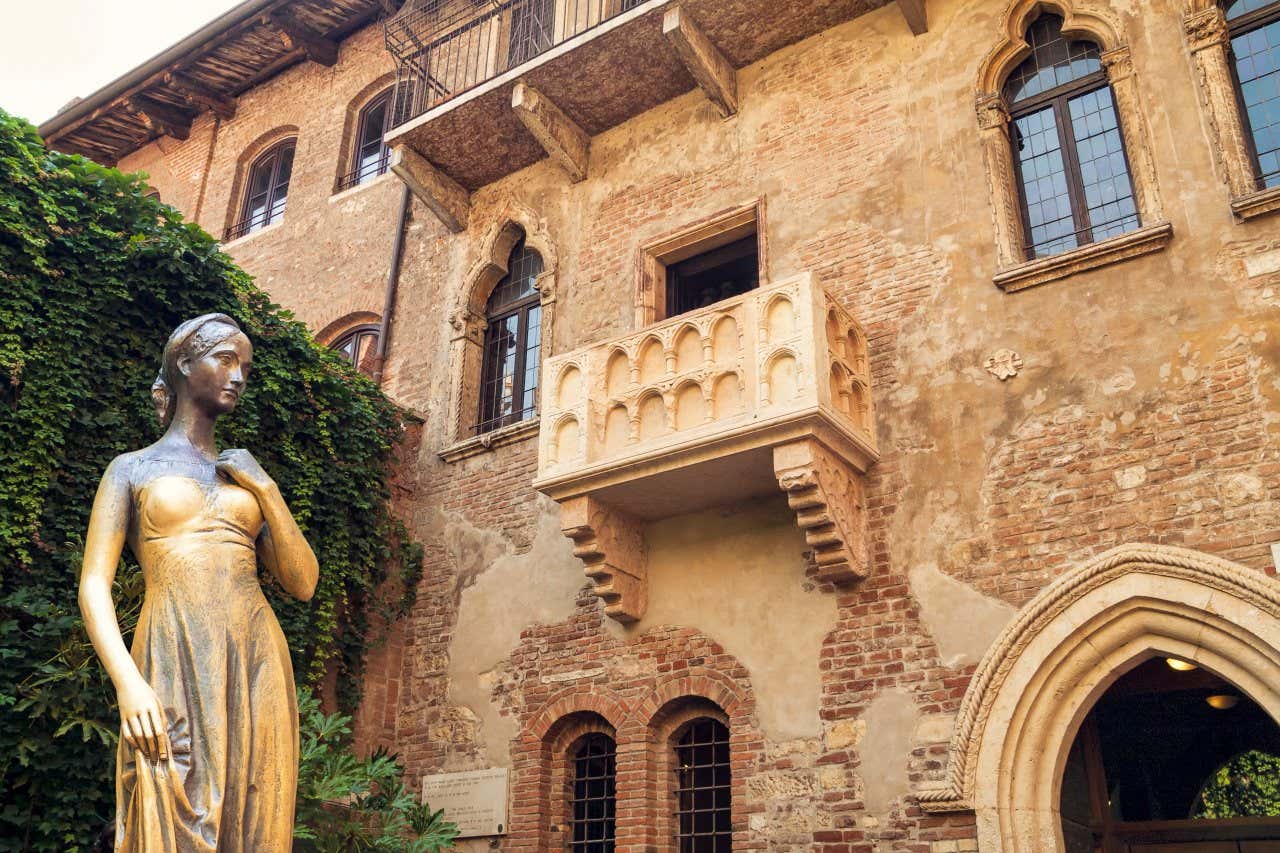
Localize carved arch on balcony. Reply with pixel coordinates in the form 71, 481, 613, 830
443, 205, 560, 450
975, 0, 1165, 272
916, 543, 1280, 852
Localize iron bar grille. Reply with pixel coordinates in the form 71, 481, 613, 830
570, 733, 616, 852
674, 718, 731, 852
385, 0, 648, 128
336, 149, 392, 192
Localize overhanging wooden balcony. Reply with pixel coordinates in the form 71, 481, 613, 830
533, 272, 878, 622
383, 0, 913, 228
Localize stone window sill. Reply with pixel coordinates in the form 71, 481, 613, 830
993, 222, 1173, 293
221, 220, 284, 250
328, 171, 397, 204
1231, 185, 1280, 221
438, 418, 539, 463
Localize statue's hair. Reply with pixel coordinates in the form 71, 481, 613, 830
150, 313, 243, 426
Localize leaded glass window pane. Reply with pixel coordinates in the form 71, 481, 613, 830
477, 238, 544, 433
1067, 87, 1139, 238
1012, 106, 1078, 257
1003, 15, 1102, 104
1231, 19, 1280, 187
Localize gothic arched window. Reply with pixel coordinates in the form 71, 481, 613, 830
1006, 15, 1139, 259
477, 238, 543, 434
1225, 0, 1280, 188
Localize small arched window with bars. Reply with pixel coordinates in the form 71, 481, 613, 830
476, 238, 543, 434
1006, 15, 1139, 259
569, 733, 616, 852
674, 717, 732, 852
339, 90, 393, 191
229, 139, 296, 240
331, 324, 379, 374
1225, 0, 1280, 188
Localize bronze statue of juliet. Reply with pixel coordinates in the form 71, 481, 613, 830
78, 314, 318, 852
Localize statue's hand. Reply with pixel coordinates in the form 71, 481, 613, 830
118, 678, 170, 763
216, 449, 275, 494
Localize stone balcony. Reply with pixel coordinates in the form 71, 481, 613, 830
533, 271, 878, 622
383, 0, 923, 230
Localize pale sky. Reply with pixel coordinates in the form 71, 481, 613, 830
1, 0, 245, 127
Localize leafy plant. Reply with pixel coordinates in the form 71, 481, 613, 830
1193, 749, 1280, 819
295, 688, 458, 852
0, 109, 423, 850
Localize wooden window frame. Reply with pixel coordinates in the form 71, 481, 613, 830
635, 200, 767, 327
476, 241, 544, 435
331, 323, 380, 374
338, 90, 393, 192
228, 138, 296, 240
1007, 64, 1138, 258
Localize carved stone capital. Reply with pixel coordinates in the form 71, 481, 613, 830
1183, 7, 1229, 52
449, 307, 485, 344
558, 495, 648, 623
1100, 45, 1133, 82
773, 439, 868, 583
975, 93, 1009, 131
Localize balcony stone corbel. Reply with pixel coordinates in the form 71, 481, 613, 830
773, 438, 869, 583
897, 0, 928, 35
390, 145, 469, 233
662, 6, 738, 118
558, 495, 647, 623
511, 82, 590, 183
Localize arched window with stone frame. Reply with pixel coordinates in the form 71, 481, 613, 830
977, 0, 1169, 291
1184, 0, 1280, 218
441, 216, 558, 459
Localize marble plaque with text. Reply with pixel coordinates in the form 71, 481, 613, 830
421, 767, 509, 838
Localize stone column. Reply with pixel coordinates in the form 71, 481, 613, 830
976, 93, 1025, 270
1101, 45, 1166, 224
1184, 6, 1258, 198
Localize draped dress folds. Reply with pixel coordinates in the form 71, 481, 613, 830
116, 459, 297, 852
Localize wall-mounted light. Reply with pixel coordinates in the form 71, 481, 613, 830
1166, 657, 1197, 671
1206, 694, 1240, 710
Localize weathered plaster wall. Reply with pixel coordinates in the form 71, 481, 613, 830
109, 0, 1280, 846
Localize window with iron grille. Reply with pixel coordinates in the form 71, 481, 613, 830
339, 91, 393, 191
1225, 0, 1280, 188
332, 324, 380, 374
569, 733, 616, 852
476, 238, 543, 434
507, 0, 556, 67
674, 718, 731, 852
228, 139, 296, 240
1006, 15, 1139, 259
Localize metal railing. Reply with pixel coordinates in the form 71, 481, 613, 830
336, 149, 392, 192
385, 0, 647, 128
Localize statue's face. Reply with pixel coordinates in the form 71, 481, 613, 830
179, 330, 253, 416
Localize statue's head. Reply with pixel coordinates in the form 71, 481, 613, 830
151, 314, 252, 426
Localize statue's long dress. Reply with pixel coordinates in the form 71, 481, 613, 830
115, 460, 297, 852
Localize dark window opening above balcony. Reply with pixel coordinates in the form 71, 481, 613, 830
666, 234, 759, 318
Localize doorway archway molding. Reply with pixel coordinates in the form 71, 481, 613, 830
917, 543, 1280, 852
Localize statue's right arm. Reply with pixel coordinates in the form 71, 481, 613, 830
78, 457, 170, 763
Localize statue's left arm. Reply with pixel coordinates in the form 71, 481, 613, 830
216, 449, 318, 601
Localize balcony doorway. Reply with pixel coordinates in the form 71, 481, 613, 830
1060, 657, 1280, 853
665, 235, 759, 318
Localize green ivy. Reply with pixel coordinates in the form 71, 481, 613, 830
1193, 750, 1280, 819
0, 110, 423, 850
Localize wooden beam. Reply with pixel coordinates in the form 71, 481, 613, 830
264, 10, 339, 67
124, 96, 193, 141
511, 82, 590, 183
662, 6, 738, 118
389, 145, 469, 233
165, 72, 237, 119
897, 0, 928, 35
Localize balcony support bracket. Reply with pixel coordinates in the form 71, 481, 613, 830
511, 82, 591, 183
390, 145, 469, 233
264, 9, 339, 66
124, 96, 193, 141
559, 495, 648, 623
774, 438, 869, 584
662, 6, 738, 118
897, 0, 928, 35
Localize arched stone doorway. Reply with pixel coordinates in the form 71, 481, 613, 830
918, 544, 1280, 852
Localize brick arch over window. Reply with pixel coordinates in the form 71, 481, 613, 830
443, 210, 559, 449
917, 543, 1280, 853
223, 125, 299, 241
510, 690, 626, 850
976, 0, 1167, 287
1183, 0, 1280, 218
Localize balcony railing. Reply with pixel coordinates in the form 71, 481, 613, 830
533, 272, 878, 621
385, 0, 645, 128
